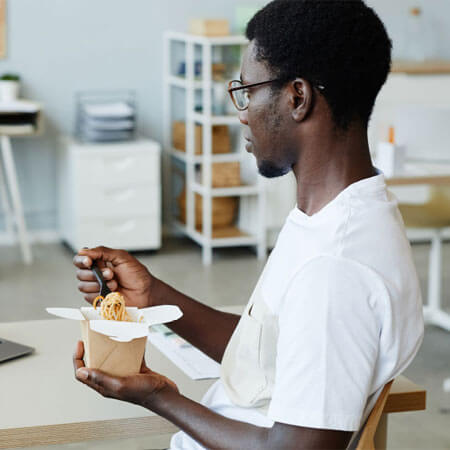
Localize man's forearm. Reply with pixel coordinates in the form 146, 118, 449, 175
152, 278, 240, 363
146, 387, 269, 450
145, 388, 351, 450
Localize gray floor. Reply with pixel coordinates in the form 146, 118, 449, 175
1, 239, 450, 449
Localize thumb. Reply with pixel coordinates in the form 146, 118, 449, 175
76, 367, 122, 391
79, 246, 130, 267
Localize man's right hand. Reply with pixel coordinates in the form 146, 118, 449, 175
73, 246, 158, 308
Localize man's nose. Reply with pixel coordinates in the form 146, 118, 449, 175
238, 109, 249, 125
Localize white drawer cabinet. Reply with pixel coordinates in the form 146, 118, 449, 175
58, 138, 161, 251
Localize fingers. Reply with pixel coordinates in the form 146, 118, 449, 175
73, 341, 85, 373
75, 266, 117, 303
77, 282, 103, 294
140, 358, 151, 374
73, 254, 93, 270
77, 280, 117, 293
78, 246, 132, 267
83, 293, 100, 305
75, 367, 123, 399
76, 267, 114, 282
78, 283, 119, 305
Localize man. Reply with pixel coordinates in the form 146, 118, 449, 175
73, 1, 424, 448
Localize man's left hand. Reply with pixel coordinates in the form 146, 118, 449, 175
73, 341, 178, 407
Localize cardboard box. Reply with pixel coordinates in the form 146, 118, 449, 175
178, 189, 238, 228
47, 305, 182, 377
210, 162, 241, 187
189, 19, 230, 37
172, 121, 230, 155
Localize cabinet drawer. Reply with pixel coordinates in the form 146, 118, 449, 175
77, 216, 161, 250
75, 150, 160, 187
77, 185, 160, 217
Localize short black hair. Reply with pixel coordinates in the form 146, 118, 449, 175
246, 0, 392, 129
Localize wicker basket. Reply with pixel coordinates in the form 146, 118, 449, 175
178, 189, 237, 228
198, 162, 241, 188
172, 121, 230, 155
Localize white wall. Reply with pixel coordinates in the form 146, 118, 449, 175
0, 0, 449, 233
0, 0, 261, 232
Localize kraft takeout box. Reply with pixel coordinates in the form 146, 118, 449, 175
47, 305, 182, 376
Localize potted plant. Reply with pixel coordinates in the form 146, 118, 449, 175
0, 73, 20, 102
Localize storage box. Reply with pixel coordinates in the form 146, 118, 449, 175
178, 190, 238, 228
189, 19, 230, 37
47, 305, 182, 377
212, 162, 241, 187
172, 121, 230, 155
198, 162, 241, 188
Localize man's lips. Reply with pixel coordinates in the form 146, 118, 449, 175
244, 135, 252, 152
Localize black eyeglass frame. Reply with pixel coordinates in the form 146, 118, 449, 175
227, 79, 280, 111
227, 78, 325, 111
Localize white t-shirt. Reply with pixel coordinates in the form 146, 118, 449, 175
170, 172, 424, 449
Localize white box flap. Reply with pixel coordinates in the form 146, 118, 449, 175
139, 305, 183, 326
89, 320, 149, 342
46, 308, 85, 321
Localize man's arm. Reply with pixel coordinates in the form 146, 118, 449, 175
73, 345, 352, 450
151, 278, 240, 362
74, 247, 240, 363
150, 387, 352, 450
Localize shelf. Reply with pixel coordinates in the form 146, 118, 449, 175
170, 148, 243, 163
190, 112, 240, 126
165, 31, 248, 46
174, 221, 259, 247
192, 181, 259, 197
165, 29, 265, 263
168, 75, 203, 89
391, 60, 450, 75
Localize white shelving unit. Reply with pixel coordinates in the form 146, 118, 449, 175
163, 31, 266, 265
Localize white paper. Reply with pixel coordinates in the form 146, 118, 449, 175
83, 117, 134, 130
83, 102, 134, 118
0, 100, 39, 113
147, 329, 220, 380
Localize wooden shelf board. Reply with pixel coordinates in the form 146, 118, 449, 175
180, 222, 250, 239
209, 226, 249, 239
176, 220, 256, 242
192, 181, 259, 197
170, 148, 242, 164
392, 60, 450, 75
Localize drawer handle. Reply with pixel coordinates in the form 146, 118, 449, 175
105, 188, 136, 202
109, 220, 136, 233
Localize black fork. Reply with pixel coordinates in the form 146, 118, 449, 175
91, 261, 112, 301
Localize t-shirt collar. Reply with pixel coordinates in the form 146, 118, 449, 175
290, 169, 386, 222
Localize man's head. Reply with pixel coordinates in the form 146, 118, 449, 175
236, 0, 392, 178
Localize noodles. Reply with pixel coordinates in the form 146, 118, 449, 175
93, 292, 132, 322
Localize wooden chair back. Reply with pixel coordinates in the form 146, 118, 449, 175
356, 380, 394, 450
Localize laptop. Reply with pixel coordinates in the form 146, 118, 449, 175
0, 338, 34, 363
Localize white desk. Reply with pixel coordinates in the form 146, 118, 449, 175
0, 100, 43, 265
0, 319, 215, 448
0, 314, 425, 449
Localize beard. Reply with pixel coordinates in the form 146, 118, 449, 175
257, 159, 292, 178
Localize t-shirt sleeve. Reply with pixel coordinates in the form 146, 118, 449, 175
267, 256, 381, 431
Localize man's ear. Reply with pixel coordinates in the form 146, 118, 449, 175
288, 78, 313, 123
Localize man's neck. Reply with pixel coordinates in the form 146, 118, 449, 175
292, 123, 376, 216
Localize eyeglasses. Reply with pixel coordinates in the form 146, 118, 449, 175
228, 79, 280, 111
227, 78, 325, 111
